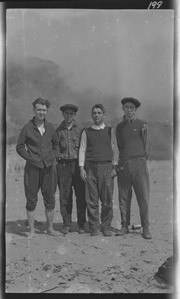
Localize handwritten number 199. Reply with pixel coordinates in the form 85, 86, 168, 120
148, 1, 163, 9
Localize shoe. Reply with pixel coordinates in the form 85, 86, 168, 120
115, 226, 129, 236
78, 227, 86, 234
142, 227, 152, 239
61, 226, 70, 235
47, 229, 60, 236
90, 230, 100, 236
103, 230, 113, 237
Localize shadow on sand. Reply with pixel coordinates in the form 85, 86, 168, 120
5, 219, 64, 237
6, 219, 120, 237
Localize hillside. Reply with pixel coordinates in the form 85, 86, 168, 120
6, 57, 173, 160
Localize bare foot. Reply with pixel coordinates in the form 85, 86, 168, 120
47, 228, 60, 236
28, 230, 35, 239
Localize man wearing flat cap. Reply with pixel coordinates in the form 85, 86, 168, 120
56, 104, 86, 234
115, 97, 152, 239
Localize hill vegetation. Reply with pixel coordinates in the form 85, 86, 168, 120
6, 57, 173, 160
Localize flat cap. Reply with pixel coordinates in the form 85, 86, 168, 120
121, 97, 141, 108
60, 104, 78, 112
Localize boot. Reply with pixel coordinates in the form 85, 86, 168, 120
61, 225, 71, 235
142, 227, 152, 239
78, 223, 86, 234
115, 226, 129, 236
103, 230, 113, 237
90, 230, 100, 236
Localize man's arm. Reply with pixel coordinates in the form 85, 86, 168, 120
79, 129, 87, 181
52, 127, 61, 159
110, 128, 119, 177
141, 122, 151, 159
16, 127, 30, 160
111, 128, 119, 166
55, 127, 68, 160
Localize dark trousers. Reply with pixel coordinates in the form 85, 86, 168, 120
24, 162, 57, 211
56, 160, 86, 227
84, 161, 114, 232
117, 157, 150, 228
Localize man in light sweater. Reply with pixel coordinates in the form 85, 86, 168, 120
79, 104, 118, 236
116, 97, 152, 239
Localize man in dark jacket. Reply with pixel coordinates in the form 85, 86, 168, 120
56, 104, 86, 235
116, 97, 152, 239
16, 97, 60, 238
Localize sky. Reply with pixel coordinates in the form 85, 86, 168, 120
6, 8, 174, 121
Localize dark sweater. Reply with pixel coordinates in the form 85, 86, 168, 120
16, 118, 59, 168
116, 118, 146, 158
85, 126, 113, 162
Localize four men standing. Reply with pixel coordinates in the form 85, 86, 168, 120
16, 98, 151, 240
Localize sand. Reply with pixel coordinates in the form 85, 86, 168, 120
5, 146, 174, 293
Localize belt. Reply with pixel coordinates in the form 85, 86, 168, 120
87, 160, 112, 164
58, 159, 77, 164
119, 156, 145, 161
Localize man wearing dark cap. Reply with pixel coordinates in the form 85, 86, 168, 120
79, 104, 118, 236
115, 97, 152, 239
56, 104, 86, 234
16, 97, 60, 238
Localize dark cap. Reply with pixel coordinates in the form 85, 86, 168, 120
121, 97, 141, 108
60, 104, 78, 112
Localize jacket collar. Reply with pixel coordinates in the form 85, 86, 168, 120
60, 119, 77, 129
31, 117, 48, 128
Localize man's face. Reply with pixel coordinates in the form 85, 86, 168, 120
62, 109, 76, 125
91, 108, 105, 126
123, 102, 137, 120
33, 104, 47, 121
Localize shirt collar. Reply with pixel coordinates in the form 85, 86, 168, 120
60, 120, 77, 129
91, 123, 105, 130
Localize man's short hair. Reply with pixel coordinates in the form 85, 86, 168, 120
92, 104, 105, 114
32, 97, 50, 109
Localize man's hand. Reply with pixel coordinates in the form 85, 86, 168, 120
111, 165, 118, 178
56, 154, 65, 163
80, 166, 87, 182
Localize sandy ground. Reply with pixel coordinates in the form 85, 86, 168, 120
5, 147, 174, 294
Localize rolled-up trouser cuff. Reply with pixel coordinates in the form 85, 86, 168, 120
26, 198, 37, 211
44, 198, 55, 210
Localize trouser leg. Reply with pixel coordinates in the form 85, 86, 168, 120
56, 164, 73, 226
85, 162, 99, 231
98, 163, 114, 231
72, 161, 86, 227
41, 165, 56, 211
117, 161, 132, 227
24, 162, 40, 211
133, 159, 150, 228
